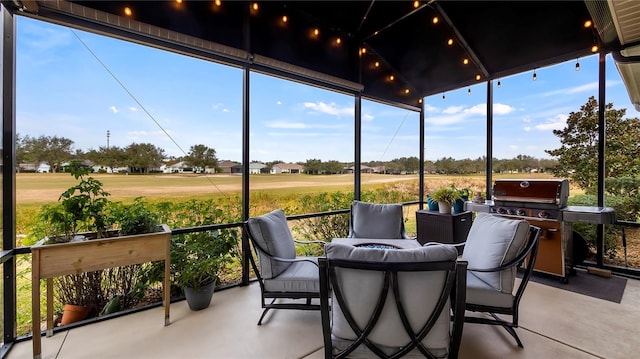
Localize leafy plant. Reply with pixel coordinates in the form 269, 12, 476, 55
430, 186, 461, 204
35, 161, 112, 243
171, 229, 239, 291
110, 197, 161, 235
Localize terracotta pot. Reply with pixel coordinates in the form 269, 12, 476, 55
60, 304, 91, 325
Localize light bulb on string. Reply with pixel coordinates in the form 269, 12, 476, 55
467, 88, 471, 95
497, 80, 501, 88
442, 92, 446, 101
575, 58, 580, 71
533, 69, 537, 81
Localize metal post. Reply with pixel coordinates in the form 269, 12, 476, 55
2, 3, 17, 345
486, 80, 493, 199
354, 94, 361, 200
419, 102, 425, 209
241, 4, 251, 285
596, 51, 606, 267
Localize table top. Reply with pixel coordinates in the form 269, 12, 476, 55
332, 238, 422, 249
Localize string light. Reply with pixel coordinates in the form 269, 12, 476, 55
335, 37, 341, 45
176, 0, 182, 4
313, 28, 319, 36
497, 80, 501, 88
475, 74, 481, 81
463, 58, 469, 65
404, 88, 410, 94
124, 7, 132, 16
282, 15, 288, 23
591, 45, 599, 53
584, 20, 592, 28
252, 2, 259, 11
389, 75, 395, 81
467, 88, 471, 95
418, 98, 423, 104
442, 92, 446, 101
214, 0, 221, 6
432, 16, 439, 24
575, 58, 580, 71
447, 38, 454, 46
533, 69, 537, 81
414, 1, 420, 8
374, 61, 380, 68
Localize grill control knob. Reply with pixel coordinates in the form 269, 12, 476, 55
497, 207, 506, 214
538, 210, 549, 219
490, 207, 497, 213
507, 208, 516, 215
516, 209, 526, 216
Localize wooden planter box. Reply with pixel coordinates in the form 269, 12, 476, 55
31, 224, 172, 359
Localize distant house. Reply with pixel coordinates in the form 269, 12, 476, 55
344, 165, 374, 174
270, 162, 304, 174
161, 161, 199, 174
249, 162, 267, 174
216, 160, 240, 174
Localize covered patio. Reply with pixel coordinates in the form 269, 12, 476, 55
6, 277, 640, 358
1, 1, 640, 358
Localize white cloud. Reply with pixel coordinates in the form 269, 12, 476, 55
276, 101, 282, 105
223, 109, 230, 112
363, 113, 375, 121
509, 145, 518, 150
303, 101, 353, 117
522, 116, 531, 123
109, 106, 119, 114
493, 103, 516, 115
443, 106, 464, 114
424, 104, 439, 113
534, 114, 566, 131
523, 126, 532, 132
129, 107, 138, 112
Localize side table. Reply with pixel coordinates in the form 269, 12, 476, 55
416, 210, 472, 246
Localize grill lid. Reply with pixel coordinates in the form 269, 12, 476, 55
492, 179, 569, 208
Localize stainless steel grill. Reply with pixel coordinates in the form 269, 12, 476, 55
467, 179, 616, 282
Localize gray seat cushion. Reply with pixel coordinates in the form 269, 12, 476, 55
263, 258, 320, 293
349, 200, 405, 239
247, 209, 296, 279
324, 242, 458, 356
462, 213, 530, 303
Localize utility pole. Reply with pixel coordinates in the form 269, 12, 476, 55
107, 130, 110, 149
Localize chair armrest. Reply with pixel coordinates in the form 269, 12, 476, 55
267, 255, 319, 267
293, 239, 326, 246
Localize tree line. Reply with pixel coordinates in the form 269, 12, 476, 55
16, 135, 218, 174
15, 96, 640, 181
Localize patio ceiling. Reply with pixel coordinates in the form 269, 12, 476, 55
4, 1, 636, 108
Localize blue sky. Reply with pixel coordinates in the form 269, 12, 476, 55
16, 16, 638, 164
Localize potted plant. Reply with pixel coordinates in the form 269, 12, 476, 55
430, 186, 461, 214
171, 229, 239, 311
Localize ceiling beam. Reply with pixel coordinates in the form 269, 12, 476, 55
434, 2, 489, 78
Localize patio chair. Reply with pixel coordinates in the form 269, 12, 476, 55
348, 200, 410, 239
245, 209, 325, 325
460, 213, 541, 347
319, 242, 467, 359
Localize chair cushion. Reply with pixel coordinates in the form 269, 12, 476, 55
247, 209, 296, 279
349, 201, 405, 239
462, 213, 529, 294
263, 258, 320, 293
325, 242, 458, 353
466, 271, 514, 308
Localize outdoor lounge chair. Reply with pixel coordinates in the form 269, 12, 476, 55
459, 213, 541, 347
319, 242, 467, 358
348, 200, 410, 239
245, 209, 324, 325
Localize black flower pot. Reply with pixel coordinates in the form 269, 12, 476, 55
184, 280, 216, 311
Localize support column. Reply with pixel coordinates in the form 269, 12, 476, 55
419, 102, 425, 210
486, 81, 494, 199
354, 94, 362, 200
596, 51, 606, 267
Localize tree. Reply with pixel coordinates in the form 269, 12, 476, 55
21, 135, 75, 173
184, 144, 218, 172
545, 96, 640, 193
124, 143, 166, 173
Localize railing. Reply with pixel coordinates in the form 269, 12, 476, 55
11, 201, 639, 346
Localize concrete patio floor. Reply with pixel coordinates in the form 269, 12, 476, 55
8, 273, 640, 359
